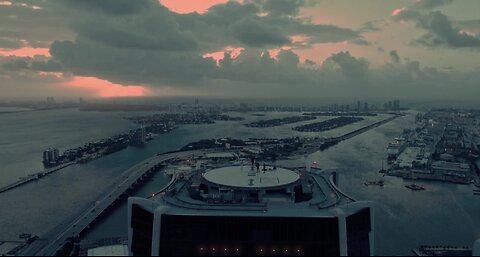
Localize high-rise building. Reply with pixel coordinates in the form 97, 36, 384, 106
43, 148, 60, 165
393, 100, 400, 112
128, 164, 374, 256
357, 101, 361, 112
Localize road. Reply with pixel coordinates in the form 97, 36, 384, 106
28, 150, 201, 256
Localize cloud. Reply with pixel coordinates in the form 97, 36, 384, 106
389, 50, 400, 63
324, 51, 369, 78
394, 10, 480, 49
49, 39, 217, 85
350, 38, 372, 46
230, 18, 291, 47
31, 0, 363, 87
56, 0, 360, 52
2, 0, 480, 100
255, 0, 317, 17
412, 0, 453, 10
0, 37, 22, 49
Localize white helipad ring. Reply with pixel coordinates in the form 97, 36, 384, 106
203, 166, 300, 189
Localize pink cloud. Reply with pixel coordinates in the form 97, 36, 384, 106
0, 47, 50, 57
65, 76, 149, 98
268, 46, 293, 60
159, 0, 241, 14
391, 8, 405, 17
38, 71, 63, 78
203, 46, 244, 65
0, 1, 12, 6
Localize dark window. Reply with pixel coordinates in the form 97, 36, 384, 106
131, 205, 154, 256
159, 215, 340, 256
346, 208, 372, 256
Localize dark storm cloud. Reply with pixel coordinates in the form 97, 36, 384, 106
2, 58, 30, 70
49, 39, 216, 85
0, 1, 73, 48
60, 0, 199, 51
215, 49, 315, 85
40, 0, 362, 86
54, 0, 360, 52
394, 10, 480, 49
254, 0, 317, 17
230, 18, 291, 47
325, 51, 369, 78
62, 0, 152, 15
389, 50, 401, 63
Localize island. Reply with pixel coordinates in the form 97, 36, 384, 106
293, 117, 364, 132
245, 116, 316, 128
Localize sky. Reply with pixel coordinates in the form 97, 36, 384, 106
0, 0, 479, 100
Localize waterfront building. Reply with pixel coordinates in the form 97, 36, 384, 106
128, 164, 374, 256
43, 148, 60, 165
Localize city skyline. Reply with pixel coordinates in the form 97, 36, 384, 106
0, 0, 480, 99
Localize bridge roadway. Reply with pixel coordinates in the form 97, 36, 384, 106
30, 150, 202, 256
0, 163, 74, 194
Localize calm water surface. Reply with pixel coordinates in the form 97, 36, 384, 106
0, 109, 478, 256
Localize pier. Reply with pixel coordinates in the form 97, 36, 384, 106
0, 163, 74, 195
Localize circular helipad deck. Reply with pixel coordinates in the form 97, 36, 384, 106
203, 166, 300, 189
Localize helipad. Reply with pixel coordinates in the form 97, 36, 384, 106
202, 166, 300, 188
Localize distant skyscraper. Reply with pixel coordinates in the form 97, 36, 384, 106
364, 102, 369, 112
393, 100, 400, 111
357, 101, 361, 112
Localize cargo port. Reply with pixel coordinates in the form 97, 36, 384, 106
385, 110, 480, 185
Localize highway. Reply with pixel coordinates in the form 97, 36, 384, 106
28, 150, 201, 256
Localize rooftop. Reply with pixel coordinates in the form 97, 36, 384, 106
87, 245, 128, 256
202, 166, 300, 189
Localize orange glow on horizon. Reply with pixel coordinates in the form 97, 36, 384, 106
65, 76, 149, 98
159, 0, 241, 14
0, 47, 50, 57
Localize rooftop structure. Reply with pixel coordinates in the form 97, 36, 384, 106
202, 166, 300, 189
87, 245, 128, 256
128, 158, 374, 256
